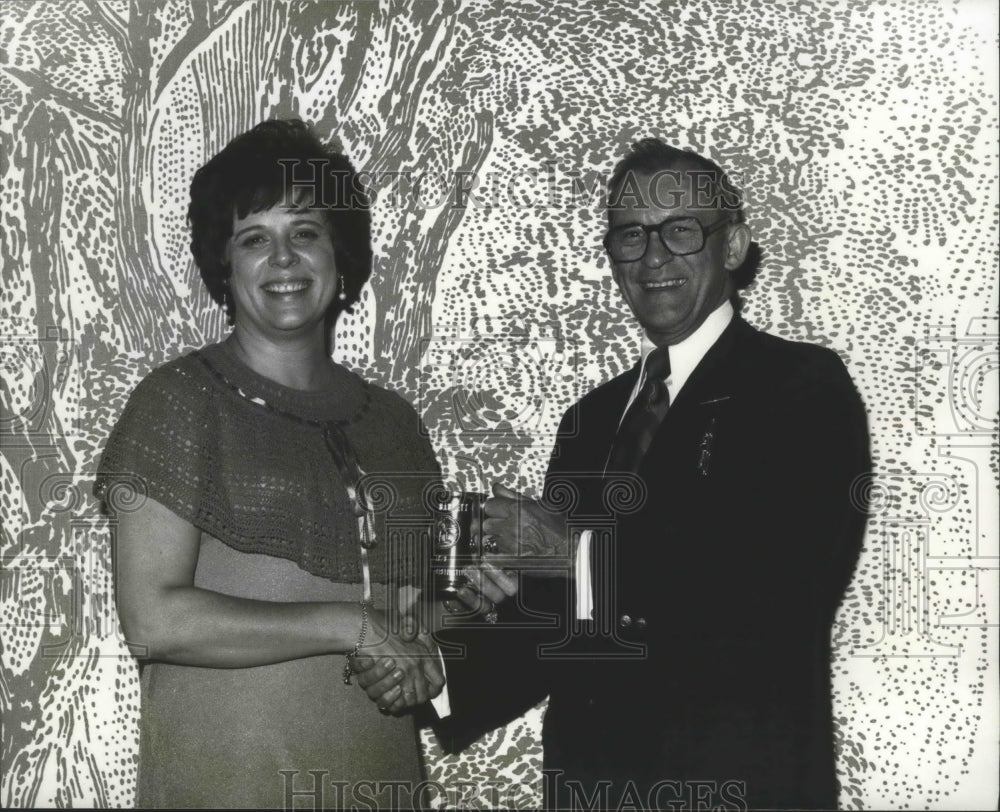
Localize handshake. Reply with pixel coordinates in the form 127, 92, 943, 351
349, 483, 573, 714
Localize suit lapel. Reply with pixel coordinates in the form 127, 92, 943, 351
671, 317, 753, 412
589, 365, 642, 455
640, 317, 755, 467
550, 365, 640, 476
566, 318, 758, 477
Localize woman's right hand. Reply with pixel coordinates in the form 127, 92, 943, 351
352, 611, 444, 714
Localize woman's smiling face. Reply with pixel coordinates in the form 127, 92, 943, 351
225, 201, 339, 340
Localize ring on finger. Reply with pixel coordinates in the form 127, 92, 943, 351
482, 536, 499, 554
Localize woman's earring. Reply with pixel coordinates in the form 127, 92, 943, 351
220, 278, 236, 325
337, 272, 347, 301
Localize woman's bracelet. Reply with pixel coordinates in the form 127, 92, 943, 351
342, 599, 370, 685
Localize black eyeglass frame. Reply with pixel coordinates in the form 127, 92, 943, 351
603, 215, 732, 262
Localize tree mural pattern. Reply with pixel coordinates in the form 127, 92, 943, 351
2, 0, 997, 807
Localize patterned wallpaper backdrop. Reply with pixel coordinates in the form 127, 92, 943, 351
1, 0, 998, 808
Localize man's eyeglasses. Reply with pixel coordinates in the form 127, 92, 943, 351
603, 216, 730, 262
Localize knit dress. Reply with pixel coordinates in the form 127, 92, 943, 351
94, 341, 441, 809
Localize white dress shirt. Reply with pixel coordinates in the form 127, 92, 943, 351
575, 300, 735, 619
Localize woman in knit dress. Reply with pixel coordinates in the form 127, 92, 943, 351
94, 120, 444, 809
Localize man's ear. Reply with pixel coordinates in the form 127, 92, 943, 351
724, 223, 751, 271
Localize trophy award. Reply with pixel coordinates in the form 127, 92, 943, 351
432, 491, 488, 599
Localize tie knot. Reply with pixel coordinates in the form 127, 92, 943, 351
644, 346, 670, 382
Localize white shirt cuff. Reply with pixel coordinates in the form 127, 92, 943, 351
575, 529, 594, 620
430, 645, 451, 718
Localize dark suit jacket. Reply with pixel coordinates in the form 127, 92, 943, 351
436, 316, 871, 811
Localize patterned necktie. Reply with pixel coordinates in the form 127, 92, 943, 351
606, 346, 671, 473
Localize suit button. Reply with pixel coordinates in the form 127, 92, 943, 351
635, 617, 647, 630
619, 614, 632, 628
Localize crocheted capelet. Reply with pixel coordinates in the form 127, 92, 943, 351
93, 342, 441, 586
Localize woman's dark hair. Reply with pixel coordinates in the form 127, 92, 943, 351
606, 138, 761, 300
188, 119, 372, 325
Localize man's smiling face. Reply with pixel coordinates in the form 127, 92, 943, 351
607, 167, 747, 347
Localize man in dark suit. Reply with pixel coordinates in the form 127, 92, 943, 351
356, 139, 870, 811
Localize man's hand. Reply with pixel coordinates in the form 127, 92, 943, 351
478, 482, 575, 577
447, 482, 574, 617
351, 613, 444, 715
450, 561, 519, 615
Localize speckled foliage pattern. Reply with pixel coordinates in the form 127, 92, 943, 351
1, 1, 997, 809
